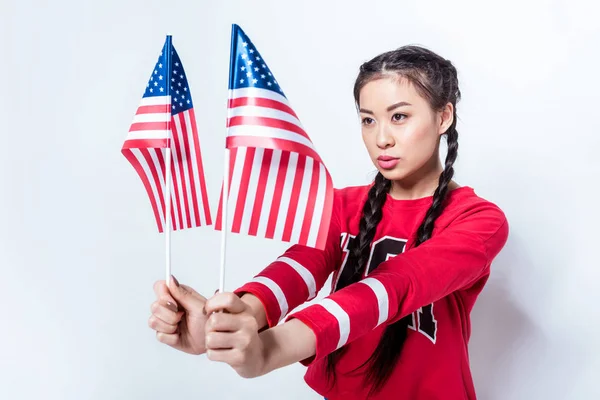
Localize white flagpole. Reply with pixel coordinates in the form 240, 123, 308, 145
218, 145, 230, 294
164, 35, 173, 288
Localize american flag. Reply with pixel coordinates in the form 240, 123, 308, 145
122, 36, 212, 232
214, 24, 333, 250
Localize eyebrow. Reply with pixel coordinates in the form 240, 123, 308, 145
359, 101, 412, 114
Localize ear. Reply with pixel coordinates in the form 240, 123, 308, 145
438, 102, 454, 135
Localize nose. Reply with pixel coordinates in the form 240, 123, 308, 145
376, 124, 395, 149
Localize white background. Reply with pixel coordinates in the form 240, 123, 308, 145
1, 0, 599, 399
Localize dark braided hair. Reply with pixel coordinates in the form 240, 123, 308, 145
326, 45, 461, 396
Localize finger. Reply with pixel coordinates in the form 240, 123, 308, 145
205, 292, 247, 315
206, 348, 243, 367
205, 331, 236, 350
148, 315, 178, 334
153, 280, 178, 312
205, 312, 247, 333
150, 301, 184, 325
156, 331, 180, 347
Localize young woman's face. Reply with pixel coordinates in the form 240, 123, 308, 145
358, 76, 452, 183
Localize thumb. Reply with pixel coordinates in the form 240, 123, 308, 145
167, 276, 206, 312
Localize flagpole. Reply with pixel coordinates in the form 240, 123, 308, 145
218, 25, 238, 294
165, 35, 173, 288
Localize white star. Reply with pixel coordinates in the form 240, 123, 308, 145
268, 72, 271, 76
179, 102, 183, 106
171, 86, 174, 90
180, 74, 183, 79
246, 72, 252, 78
262, 64, 266, 68
174, 97, 178, 102
160, 52, 163, 56
249, 49, 254, 53
172, 105, 176, 109
181, 94, 185, 99
252, 78, 258, 84
241, 66, 246, 71
187, 99, 190, 104
243, 41, 248, 47
154, 70, 157, 74
241, 54, 247, 59
184, 87, 187, 91
240, 79, 245, 83
150, 88, 154, 92
267, 82, 272, 86
176, 90, 180, 94
247, 60, 253, 66
178, 82, 182, 86
159, 87, 164, 92
154, 81, 158, 86
150, 76, 154, 81
274, 80, 277, 84
159, 63, 163, 68
256, 57, 261, 61
159, 75, 163, 80
174, 70, 178, 75
172, 78, 175, 82
254, 67, 259, 72
261, 74, 266, 79
175, 62, 179, 67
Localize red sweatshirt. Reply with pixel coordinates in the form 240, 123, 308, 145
234, 185, 509, 400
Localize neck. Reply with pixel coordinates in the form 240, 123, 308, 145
389, 155, 445, 200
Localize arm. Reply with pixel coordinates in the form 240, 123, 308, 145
234, 190, 343, 329
284, 203, 509, 365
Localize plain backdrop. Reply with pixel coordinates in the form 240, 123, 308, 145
1, 0, 599, 399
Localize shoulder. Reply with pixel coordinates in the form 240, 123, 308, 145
332, 184, 371, 214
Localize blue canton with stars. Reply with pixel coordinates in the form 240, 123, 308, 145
229, 24, 286, 98
143, 36, 193, 115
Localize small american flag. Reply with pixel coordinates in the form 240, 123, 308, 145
122, 36, 212, 232
215, 24, 333, 250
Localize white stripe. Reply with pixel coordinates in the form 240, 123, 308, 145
230, 88, 289, 105
125, 130, 170, 140
174, 115, 197, 228
130, 149, 165, 231
240, 148, 263, 235
228, 106, 303, 129
227, 125, 315, 151
132, 112, 170, 123
184, 110, 205, 226
276, 256, 317, 300
290, 157, 312, 244
273, 153, 298, 241
169, 124, 186, 230
139, 96, 171, 106
227, 147, 247, 231
252, 276, 289, 322
307, 163, 327, 248
320, 299, 351, 349
359, 277, 389, 327
256, 149, 280, 238
140, 148, 167, 230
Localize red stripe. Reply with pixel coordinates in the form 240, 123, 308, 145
140, 148, 166, 232
136, 104, 170, 114
171, 118, 192, 228
231, 148, 256, 233
228, 97, 299, 119
129, 122, 168, 132
122, 138, 168, 150
227, 116, 310, 141
298, 159, 320, 246
178, 112, 201, 227
189, 109, 212, 225
122, 149, 163, 232
226, 136, 322, 164
314, 172, 334, 250
154, 148, 179, 231
248, 149, 273, 236
265, 152, 290, 239
215, 147, 238, 231
282, 155, 306, 242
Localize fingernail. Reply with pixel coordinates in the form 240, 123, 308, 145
171, 275, 180, 287
214, 289, 219, 294
202, 305, 207, 315
165, 301, 178, 312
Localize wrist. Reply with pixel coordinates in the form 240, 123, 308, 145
240, 293, 269, 331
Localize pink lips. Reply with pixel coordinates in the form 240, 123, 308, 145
377, 155, 399, 169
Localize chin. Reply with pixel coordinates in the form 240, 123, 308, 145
377, 167, 411, 182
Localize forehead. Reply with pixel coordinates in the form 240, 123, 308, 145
358, 75, 428, 109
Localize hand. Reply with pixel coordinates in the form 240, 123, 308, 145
204, 292, 267, 378
149, 276, 209, 355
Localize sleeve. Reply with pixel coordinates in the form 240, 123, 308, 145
285, 203, 509, 365
233, 190, 343, 328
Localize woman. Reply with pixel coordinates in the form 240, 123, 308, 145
148, 45, 509, 399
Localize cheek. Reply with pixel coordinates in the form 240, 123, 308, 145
402, 127, 438, 161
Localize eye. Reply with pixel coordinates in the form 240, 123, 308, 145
392, 113, 407, 122
361, 117, 375, 125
